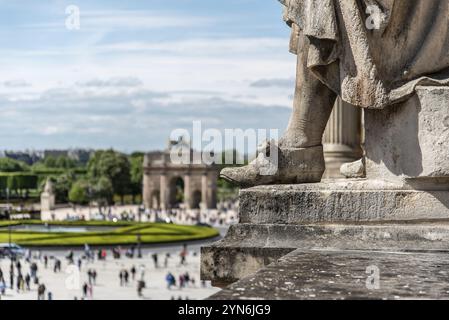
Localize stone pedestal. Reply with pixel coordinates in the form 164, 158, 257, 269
201, 87, 449, 296
40, 179, 55, 212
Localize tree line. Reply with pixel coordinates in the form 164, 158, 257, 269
0, 150, 143, 205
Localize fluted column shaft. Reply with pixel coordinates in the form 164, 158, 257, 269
323, 99, 363, 178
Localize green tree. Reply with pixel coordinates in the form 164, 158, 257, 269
41, 172, 75, 203
91, 176, 114, 208
87, 150, 131, 204
129, 154, 144, 203
69, 179, 89, 205
0, 175, 6, 199
0, 175, 7, 190
43, 156, 57, 168
0, 158, 29, 172
55, 156, 77, 169
7, 175, 19, 195
37, 155, 78, 169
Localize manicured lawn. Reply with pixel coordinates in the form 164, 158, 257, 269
0, 220, 219, 247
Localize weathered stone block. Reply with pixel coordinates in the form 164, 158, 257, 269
209, 248, 449, 300
201, 222, 449, 286
365, 86, 449, 181
238, 180, 449, 224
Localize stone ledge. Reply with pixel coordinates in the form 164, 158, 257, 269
209, 248, 449, 300
201, 223, 449, 286
239, 181, 449, 224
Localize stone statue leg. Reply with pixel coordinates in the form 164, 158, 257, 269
279, 35, 336, 149
221, 30, 337, 187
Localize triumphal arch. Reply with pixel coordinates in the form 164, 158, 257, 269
143, 140, 219, 210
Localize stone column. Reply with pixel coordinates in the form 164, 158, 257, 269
184, 173, 191, 209
143, 172, 151, 209
160, 174, 168, 210
207, 172, 218, 209
323, 98, 363, 178
201, 173, 208, 209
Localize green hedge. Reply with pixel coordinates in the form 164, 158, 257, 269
0, 175, 6, 190
0, 173, 38, 191
31, 168, 87, 175
0, 220, 219, 246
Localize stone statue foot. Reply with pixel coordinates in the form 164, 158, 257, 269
340, 158, 366, 179
220, 142, 325, 188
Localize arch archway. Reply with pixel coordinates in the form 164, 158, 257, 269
191, 190, 202, 209
169, 176, 184, 208
151, 190, 160, 209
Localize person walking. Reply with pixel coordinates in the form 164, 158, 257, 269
30, 262, 38, 279
57, 259, 62, 272
25, 274, 31, 291
179, 244, 188, 266
44, 255, 48, 269
84, 244, 90, 260
119, 270, 124, 286
137, 280, 145, 297
15, 260, 22, 274
0, 279, 6, 296
9, 268, 14, 291
88, 284, 93, 299
130, 266, 136, 281
37, 283, 46, 300
16, 273, 24, 292
164, 253, 170, 268
151, 253, 158, 268
124, 270, 129, 285
82, 282, 88, 299
184, 272, 190, 287
101, 249, 107, 260
87, 270, 93, 285
166, 272, 175, 290
179, 274, 184, 289
66, 250, 74, 263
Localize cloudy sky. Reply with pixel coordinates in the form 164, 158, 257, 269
0, 0, 296, 152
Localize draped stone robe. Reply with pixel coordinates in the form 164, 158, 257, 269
280, 0, 449, 109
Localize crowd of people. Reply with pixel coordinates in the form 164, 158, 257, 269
143, 200, 239, 227
0, 242, 208, 300
0, 254, 52, 300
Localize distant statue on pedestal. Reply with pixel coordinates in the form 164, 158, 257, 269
41, 179, 56, 213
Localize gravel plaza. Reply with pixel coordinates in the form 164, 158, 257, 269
0, 239, 222, 300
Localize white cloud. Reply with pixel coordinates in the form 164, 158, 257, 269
0, 86, 291, 152
76, 77, 143, 88
250, 78, 295, 88
0, 2, 295, 151
3, 79, 32, 88
22, 10, 215, 32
